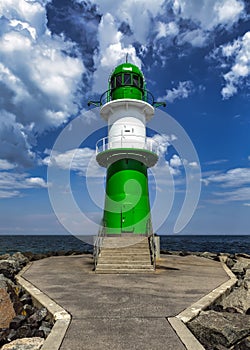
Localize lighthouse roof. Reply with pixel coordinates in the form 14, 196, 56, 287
111, 63, 144, 79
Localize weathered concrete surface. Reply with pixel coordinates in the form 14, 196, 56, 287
23, 254, 229, 350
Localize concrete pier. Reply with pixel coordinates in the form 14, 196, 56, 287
22, 254, 229, 350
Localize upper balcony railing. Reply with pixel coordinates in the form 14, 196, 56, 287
96, 135, 159, 156
88, 89, 166, 108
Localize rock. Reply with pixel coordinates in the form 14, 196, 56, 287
245, 269, 250, 278
7, 329, 17, 342
0, 329, 10, 346
220, 284, 250, 314
0, 288, 16, 328
224, 306, 239, 313
12, 252, 29, 266
0, 262, 15, 280
38, 325, 51, 337
9, 315, 26, 330
28, 307, 48, 325
233, 336, 250, 349
1, 337, 44, 350
200, 251, 219, 260
235, 253, 250, 259
20, 293, 32, 305
15, 325, 33, 338
226, 257, 237, 269
0, 274, 16, 289
23, 304, 35, 317
187, 310, 250, 348
0, 254, 10, 260
231, 258, 250, 275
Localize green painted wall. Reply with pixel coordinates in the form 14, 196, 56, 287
103, 158, 151, 234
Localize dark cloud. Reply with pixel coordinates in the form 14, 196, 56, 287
46, 0, 101, 72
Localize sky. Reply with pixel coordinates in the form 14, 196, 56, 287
0, 0, 249, 236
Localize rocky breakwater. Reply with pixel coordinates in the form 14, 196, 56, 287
186, 253, 250, 350
0, 252, 53, 350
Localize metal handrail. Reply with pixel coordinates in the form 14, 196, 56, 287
147, 219, 156, 270
88, 89, 166, 108
96, 135, 160, 155
93, 221, 106, 270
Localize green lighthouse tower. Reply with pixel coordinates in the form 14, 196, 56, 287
89, 62, 165, 236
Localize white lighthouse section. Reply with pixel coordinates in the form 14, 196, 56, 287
96, 99, 159, 168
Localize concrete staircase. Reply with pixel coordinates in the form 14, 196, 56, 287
95, 236, 154, 274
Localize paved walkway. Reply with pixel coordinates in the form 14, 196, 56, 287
23, 254, 229, 350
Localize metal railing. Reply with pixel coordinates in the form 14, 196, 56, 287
96, 135, 159, 155
147, 219, 156, 270
88, 89, 166, 108
93, 222, 106, 270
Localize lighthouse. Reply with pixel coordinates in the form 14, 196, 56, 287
88, 61, 165, 236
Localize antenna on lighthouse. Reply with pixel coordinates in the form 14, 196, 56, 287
126, 53, 128, 63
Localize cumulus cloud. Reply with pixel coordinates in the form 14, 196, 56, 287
91, 12, 141, 93
43, 147, 103, 177
174, 0, 246, 31
220, 31, 250, 99
204, 167, 250, 187
0, 171, 47, 198
0, 0, 85, 167
151, 133, 177, 156
160, 81, 194, 103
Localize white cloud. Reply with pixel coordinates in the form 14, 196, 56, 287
213, 31, 250, 99
204, 167, 250, 187
170, 154, 182, 168
156, 21, 179, 40
43, 148, 104, 177
0, 159, 16, 170
160, 81, 194, 103
178, 29, 208, 47
0, 171, 47, 198
213, 187, 250, 202
92, 13, 141, 94
151, 133, 177, 156
0, 0, 85, 167
175, 0, 246, 31
243, 203, 250, 206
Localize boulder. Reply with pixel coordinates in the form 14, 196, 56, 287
187, 310, 250, 348
9, 315, 26, 330
200, 251, 219, 260
0, 254, 10, 260
231, 258, 250, 275
0, 329, 10, 346
0, 274, 16, 289
233, 336, 250, 349
0, 288, 16, 328
1, 337, 44, 350
12, 252, 29, 266
220, 284, 250, 314
28, 307, 48, 326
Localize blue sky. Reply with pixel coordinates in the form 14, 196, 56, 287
0, 0, 249, 235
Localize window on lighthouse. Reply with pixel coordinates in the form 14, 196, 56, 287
133, 75, 139, 87
124, 74, 131, 85
116, 74, 122, 87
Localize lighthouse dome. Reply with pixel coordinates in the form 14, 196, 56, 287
109, 63, 145, 101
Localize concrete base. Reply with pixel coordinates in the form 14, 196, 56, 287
154, 236, 160, 260
21, 254, 229, 350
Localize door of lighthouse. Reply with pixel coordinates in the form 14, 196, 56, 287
121, 204, 134, 233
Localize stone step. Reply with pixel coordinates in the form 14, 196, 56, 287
95, 268, 154, 274
98, 254, 151, 260
101, 243, 149, 249
96, 263, 153, 269
98, 259, 152, 264
101, 247, 149, 254
100, 250, 150, 255
95, 236, 153, 273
